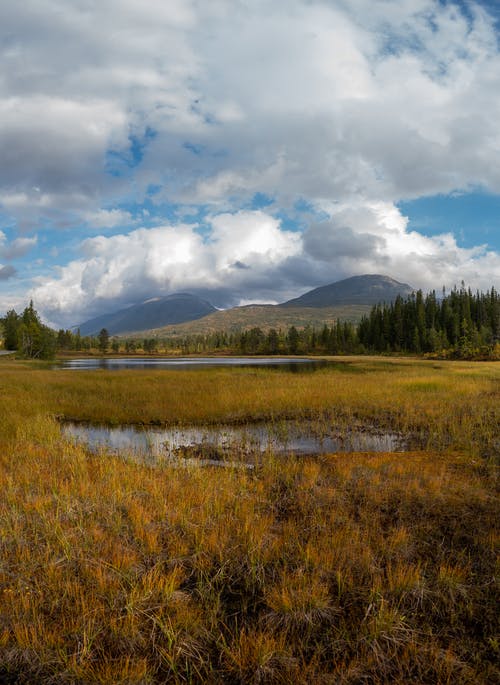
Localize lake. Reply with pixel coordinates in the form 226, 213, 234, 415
54, 356, 334, 371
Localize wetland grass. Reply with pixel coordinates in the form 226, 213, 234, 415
0, 357, 498, 683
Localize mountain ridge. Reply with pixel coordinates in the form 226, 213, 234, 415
77, 274, 414, 337
76, 293, 217, 336
114, 275, 415, 338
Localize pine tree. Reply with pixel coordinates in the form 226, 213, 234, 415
98, 328, 110, 354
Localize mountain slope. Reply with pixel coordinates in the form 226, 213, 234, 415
282, 274, 414, 308
132, 304, 371, 338
77, 293, 217, 336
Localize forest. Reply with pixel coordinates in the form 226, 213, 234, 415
358, 286, 499, 356
1, 286, 499, 359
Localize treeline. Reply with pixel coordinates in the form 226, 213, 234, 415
2, 286, 499, 360
0, 320, 158, 357
2, 317, 360, 357
55, 330, 161, 355
151, 321, 359, 356
131, 287, 500, 358
358, 286, 499, 357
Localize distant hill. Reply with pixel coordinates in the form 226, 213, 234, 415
77, 293, 217, 336
79, 274, 414, 338
282, 274, 414, 308
131, 304, 372, 338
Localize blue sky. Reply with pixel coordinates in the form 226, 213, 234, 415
400, 192, 500, 250
0, 0, 499, 327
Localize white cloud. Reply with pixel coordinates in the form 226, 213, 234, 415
302, 200, 500, 291
209, 211, 301, 270
0, 0, 498, 320
31, 206, 500, 327
0, 97, 127, 188
2, 0, 500, 214
84, 209, 134, 229
31, 212, 301, 323
0, 235, 37, 260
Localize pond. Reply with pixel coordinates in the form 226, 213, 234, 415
54, 357, 333, 372
62, 419, 408, 465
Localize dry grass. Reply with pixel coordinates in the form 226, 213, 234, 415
1, 356, 499, 453
0, 357, 498, 683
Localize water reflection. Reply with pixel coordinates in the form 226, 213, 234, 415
55, 357, 333, 371
62, 419, 407, 462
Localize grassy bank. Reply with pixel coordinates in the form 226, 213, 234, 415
0, 357, 498, 683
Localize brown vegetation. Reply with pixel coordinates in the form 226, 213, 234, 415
132, 304, 370, 338
0, 357, 498, 683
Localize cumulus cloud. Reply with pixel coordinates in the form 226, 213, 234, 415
301, 201, 500, 293
163, 0, 500, 206
0, 97, 128, 233
32, 206, 500, 327
0, 0, 499, 321
0, 235, 37, 260
2, 1, 500, 214
31, 211, 302, 324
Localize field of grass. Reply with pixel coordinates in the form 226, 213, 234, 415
0, 356, 498, 683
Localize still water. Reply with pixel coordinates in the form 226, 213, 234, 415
62, 419, 407, 462
55, 357, 333, 371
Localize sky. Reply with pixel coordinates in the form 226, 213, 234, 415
0, 0, 499, 328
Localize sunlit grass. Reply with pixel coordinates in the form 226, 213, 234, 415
1, 357, 499, 454
0, 356, 498, 682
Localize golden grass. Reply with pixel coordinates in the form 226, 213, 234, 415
0, 356, 498, 683
0, 356, 499, 453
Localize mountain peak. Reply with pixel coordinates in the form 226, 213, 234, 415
282, 274, 414, 308
77, 293, 217, 336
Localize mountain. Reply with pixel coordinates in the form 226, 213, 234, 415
77, 275, 414, 338
77, 293, 217, 336
282, 274, 414, 308
138, 274, 412, 338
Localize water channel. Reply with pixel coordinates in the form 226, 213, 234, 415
62, 419, 407, 465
